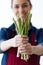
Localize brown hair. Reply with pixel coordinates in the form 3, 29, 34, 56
11, 0, 32, 8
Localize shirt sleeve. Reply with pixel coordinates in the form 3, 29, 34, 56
36, 28, 43, 45
0, 24, 16, 53
0, 28, 7, 53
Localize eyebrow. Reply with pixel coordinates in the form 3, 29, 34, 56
22, 2, 29, 5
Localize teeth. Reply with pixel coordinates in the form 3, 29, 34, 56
20, 15, 25, 17
20, 14, 25, 16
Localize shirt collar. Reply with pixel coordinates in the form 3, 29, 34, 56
28, 23, 36, 32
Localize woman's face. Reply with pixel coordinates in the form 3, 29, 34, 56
12, 0, 32, 20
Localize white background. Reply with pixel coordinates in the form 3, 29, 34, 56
0, 0, 43, 65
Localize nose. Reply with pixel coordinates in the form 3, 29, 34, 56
19, 7, 24, 14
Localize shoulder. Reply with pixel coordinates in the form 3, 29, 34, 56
35, 28, 43, 44
0, 23, 16, 40
31, 24, 43, 44
0, 27, 7, 40
35, 28, 43, 38
31, 24, 43, 37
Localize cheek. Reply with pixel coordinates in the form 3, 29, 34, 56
24, 6, 31, 13
24, 8, 29, 16
13, 8, 19, 16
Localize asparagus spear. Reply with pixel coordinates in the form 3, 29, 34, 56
12, 12, 32, 61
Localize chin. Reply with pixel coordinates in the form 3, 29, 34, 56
20, 16, 28, 20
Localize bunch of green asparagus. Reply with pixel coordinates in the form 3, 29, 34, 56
13, 12, 32, 61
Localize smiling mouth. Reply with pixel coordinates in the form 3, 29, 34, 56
20, 15, 25, 18
20, 14, 27, 19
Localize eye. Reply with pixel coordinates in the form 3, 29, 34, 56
22, 4, 28, 8
14, 5, 19, 9
22, 3, 30, 8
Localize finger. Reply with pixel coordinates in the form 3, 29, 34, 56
21, 35, 27, 38
14, 35, 22, 39
19, 50, 29, 54
16, 39, 28, 44
19, 49, 32, 55
17, 52, 20, 57
20, 44, 27, 47
19, 44, 31, 51
22, 38, 28, 41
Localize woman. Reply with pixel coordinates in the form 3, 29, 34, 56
0, 0, 43, 65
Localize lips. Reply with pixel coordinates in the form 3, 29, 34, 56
20, 15, 25, 18
20, 14, 27, 19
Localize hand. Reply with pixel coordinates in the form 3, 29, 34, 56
10, 35, 28, 47
17, 43, 33, 55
